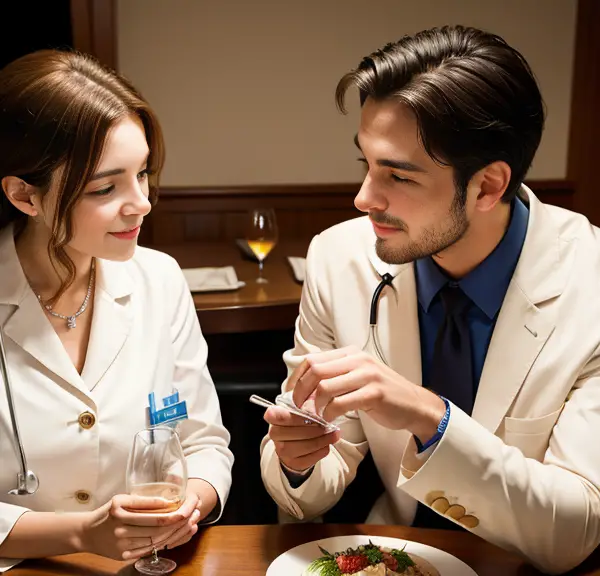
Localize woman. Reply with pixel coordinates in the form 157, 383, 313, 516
0, 49, 233, 570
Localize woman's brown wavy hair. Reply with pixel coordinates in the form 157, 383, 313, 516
0, 49, 165, 304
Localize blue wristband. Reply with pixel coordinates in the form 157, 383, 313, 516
414, 396, 450, 453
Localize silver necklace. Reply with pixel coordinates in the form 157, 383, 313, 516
36, 259, 96, 329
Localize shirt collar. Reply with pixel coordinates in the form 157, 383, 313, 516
415, 197, 529, 319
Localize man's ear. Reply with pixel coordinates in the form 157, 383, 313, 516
2, 176, 40, 217
471, 161, 512, 213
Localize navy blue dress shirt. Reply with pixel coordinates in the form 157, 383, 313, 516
415, 198, 529, 397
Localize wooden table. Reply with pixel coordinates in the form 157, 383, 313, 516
152, 240, 309, 335
10, 524, 600, 575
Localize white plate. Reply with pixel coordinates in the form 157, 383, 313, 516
266, 534, 478, 576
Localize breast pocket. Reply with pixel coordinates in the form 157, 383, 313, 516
503, 407, 563, 461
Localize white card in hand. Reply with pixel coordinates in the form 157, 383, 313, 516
249, 394, 341, 432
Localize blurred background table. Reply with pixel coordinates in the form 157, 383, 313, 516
154, 239, 309, 335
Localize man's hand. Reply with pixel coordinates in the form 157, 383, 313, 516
264, 406, 341, 473
289, 346, 446, 440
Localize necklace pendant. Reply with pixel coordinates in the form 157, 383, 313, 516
67, 316, 77, 329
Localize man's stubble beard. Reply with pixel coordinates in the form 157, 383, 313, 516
375, 189, 469, 265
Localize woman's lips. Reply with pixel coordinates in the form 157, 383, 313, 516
109, 226, 141, 240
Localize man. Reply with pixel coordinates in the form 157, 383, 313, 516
260, 25, 600, 574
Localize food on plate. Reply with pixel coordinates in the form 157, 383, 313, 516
305, 541, 440, 576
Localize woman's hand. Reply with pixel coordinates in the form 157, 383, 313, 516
80, 492, 200, 561
154, 489, 202, 552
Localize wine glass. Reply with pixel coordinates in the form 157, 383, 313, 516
125, 426, 188, 575
245, 208, 278, 283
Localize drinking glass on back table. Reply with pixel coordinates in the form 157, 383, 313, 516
245, 208, 278, 283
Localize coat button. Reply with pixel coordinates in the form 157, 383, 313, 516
459, 515, 480, 528
75, 490, 91, 504
445, 504, 466, 520
431, 497, 450, 514
78, 412, 96, 430
425, 490, 445, 506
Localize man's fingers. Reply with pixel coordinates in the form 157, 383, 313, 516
269, 422, 332, 442
264, 406, 316, 426
293, 349, 363, 408
313, 370, 368, 417
274, 429, 340, 460
286, 347, 360, 393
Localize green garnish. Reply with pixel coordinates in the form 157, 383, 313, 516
363, 541, 384, 564
391, 546, 415, 571
307, 546, 341, 576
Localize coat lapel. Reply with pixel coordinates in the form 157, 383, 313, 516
472, 188, 567, 432
471, 287, 555, 432
0, 227, 87, 397
0, 226, 134, 398
80, 259, 134, 391
2, 290, 86, 394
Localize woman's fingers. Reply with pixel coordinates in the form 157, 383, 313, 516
113, 517, 188, 540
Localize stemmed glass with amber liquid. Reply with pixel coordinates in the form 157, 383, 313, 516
125, 426, 187, 575
246, 208, 278, 283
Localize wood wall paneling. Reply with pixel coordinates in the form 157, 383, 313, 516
70, 0, 117, 69
568, 0, 600, 225
68, 1, 587, 227
141, 180, 575, 245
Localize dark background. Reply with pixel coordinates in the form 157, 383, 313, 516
0, 2, 73, 69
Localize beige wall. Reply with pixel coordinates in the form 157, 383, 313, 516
117, 0, 576, 186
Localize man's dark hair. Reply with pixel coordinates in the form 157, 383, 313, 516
336, 25, 545, 202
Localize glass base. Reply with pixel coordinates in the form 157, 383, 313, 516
256, 277, 268, 283
134, 557, 177, 575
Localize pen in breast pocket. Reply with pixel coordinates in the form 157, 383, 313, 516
248, 394, 340, 432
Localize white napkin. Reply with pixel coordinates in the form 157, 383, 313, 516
182, 266, 245, 292
287, 256, 306, 283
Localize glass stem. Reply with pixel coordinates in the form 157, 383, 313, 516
258, 259, 264, 279
151, 547, 160, 564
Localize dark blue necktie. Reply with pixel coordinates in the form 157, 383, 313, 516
412, 283, 474, 530
429, 284, 475, 414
